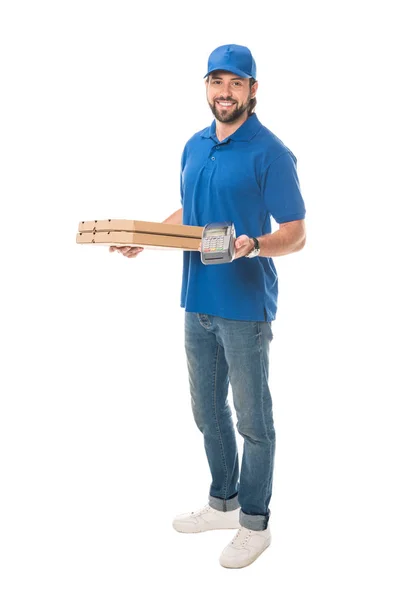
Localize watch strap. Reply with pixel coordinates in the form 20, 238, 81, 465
245, 237, 260, 258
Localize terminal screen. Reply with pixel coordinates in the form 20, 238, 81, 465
205, 227, 226, 237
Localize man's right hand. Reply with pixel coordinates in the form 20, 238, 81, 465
109, 246, 144, 258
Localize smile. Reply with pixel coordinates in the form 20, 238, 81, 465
216, 101, 235, 108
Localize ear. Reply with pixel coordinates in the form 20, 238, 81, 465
250, 80, 259, 98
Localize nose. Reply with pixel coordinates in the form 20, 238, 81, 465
218, 81, 231, 98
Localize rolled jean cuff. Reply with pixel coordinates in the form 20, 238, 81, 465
208, 493, 240, 512
239, 509, 269, 531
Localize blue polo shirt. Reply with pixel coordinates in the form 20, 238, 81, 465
180, 113, 306, 322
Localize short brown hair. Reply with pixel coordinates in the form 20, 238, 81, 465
248, 78, 257, 115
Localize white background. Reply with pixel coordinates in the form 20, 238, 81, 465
1, 0, 399, 598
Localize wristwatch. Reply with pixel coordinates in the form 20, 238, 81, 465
245, 237, 260, 258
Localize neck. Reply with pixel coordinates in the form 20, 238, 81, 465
215, 111, 250, 142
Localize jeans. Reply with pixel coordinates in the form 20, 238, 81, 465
184, 311, 276, 531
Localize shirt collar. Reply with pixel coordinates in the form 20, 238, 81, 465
201, 113, 262, 143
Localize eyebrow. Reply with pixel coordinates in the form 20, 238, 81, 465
210, 75, 245, 81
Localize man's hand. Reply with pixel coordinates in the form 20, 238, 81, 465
109, 245, 144, 258
233, 235, 254, 259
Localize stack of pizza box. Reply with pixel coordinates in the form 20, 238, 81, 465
76, 219, 203, 251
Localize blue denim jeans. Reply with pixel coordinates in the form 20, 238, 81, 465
184, 311, 276, 531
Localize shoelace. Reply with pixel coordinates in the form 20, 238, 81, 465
191, 505, 211, 517
231, 527, 253, 547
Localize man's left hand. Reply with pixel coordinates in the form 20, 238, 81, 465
197, 235, 254, 258
233, 235, 254, 259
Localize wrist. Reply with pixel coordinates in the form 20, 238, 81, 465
245, 236, 260, 258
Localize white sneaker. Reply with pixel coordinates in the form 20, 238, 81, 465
172, 504, 240, 533
219, 525, 272, 568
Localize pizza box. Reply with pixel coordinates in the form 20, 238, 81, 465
78, 219, 203, 239
76, 230, 200, 251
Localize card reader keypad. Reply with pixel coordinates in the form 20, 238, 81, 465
203, 236, 224, 253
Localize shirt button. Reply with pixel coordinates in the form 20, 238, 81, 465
211, 156, 216, 161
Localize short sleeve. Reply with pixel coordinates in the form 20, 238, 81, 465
262, 151, 306, 224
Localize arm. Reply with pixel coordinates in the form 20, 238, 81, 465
234, 219, 306, 259
259, 219, 306, 256
162, 207, 183, 225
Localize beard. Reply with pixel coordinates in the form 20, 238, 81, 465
208, 93, 252, 124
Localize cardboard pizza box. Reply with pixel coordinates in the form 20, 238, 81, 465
78, 219, 203, 239
76, 230, 200, 251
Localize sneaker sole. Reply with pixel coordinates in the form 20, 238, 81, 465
219, 535, 272, 568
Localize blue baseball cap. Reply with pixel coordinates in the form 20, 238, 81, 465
205, 44, 257, 79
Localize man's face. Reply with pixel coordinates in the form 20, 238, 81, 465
206, 71, 256, 123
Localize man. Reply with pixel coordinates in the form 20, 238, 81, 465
110, 44, 306, 569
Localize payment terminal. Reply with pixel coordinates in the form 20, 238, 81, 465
201, 222, 236, 265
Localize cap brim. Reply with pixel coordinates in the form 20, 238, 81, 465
204, 65, 252, 79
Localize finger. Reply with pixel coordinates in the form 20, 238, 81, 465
234, 236, 247, 249
124, 246, 142, 257
129, 247, 144, 257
